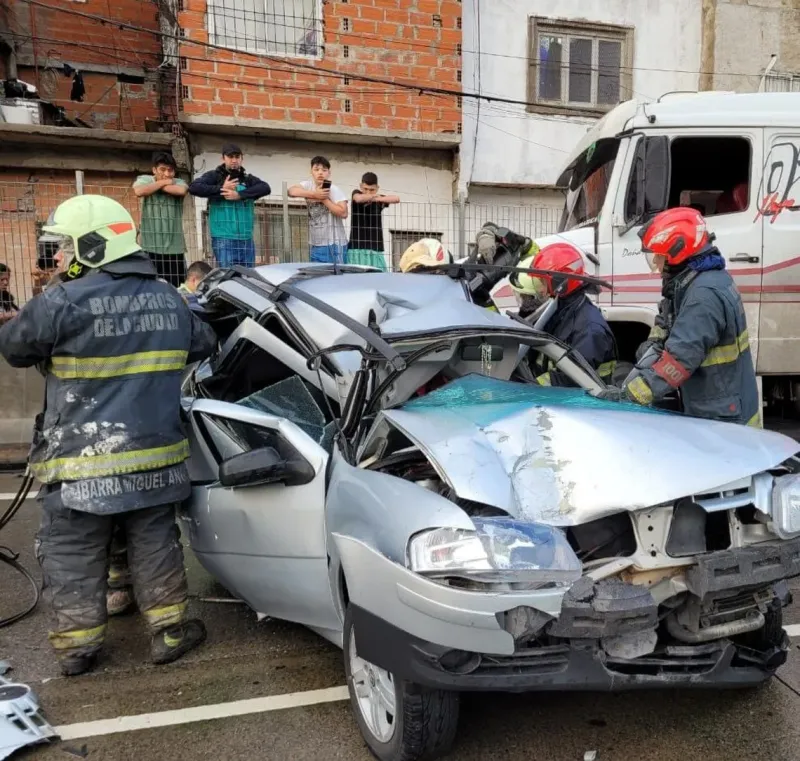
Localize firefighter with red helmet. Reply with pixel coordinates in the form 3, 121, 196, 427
510, 242, 616, 386
607, 206, 759, 425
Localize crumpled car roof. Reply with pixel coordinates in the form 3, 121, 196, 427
250, 265, 533, 376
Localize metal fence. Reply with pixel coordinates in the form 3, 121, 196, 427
0, 178, 562, 307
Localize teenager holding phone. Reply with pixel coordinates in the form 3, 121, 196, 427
288, 156, 349, 264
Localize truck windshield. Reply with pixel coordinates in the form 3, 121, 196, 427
557, 138, 620, 232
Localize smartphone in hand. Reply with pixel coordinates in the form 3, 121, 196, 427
322, 179, 332, 189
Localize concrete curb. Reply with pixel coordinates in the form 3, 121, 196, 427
0, 444, 30, 471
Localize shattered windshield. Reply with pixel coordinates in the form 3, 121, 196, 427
403, 374, 668, 416
558, 139, 620, 233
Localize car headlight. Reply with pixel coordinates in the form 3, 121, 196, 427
772, 473, 800, 539
407, 518, 582, 588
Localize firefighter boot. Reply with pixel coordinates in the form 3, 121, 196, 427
58, 650, 100, 677
106, 587, 135, 617
150, 619, 207, 665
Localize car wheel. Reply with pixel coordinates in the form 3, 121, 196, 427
343, 605, 459, 761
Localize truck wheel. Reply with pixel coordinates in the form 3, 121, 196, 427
343, 605, 459, 761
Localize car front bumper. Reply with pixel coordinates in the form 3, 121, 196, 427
350, 604, 788, 692
335, 534, 800, 692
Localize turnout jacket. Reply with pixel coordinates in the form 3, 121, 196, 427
623, 249, 759, 425
533, 290, 616, 387
0, 253, 217, 513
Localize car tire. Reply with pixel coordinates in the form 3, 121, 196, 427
343, 605, 459, 761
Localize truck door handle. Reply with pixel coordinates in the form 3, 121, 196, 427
729, 254, 760, 263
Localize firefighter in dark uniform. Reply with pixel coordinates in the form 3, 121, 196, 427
604, 206, 759, 425
0, 194, 218, 676
510, 242, 617, 387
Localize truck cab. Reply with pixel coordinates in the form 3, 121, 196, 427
491, 91, 800, 421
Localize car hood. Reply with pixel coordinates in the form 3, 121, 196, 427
378, 376, 800, 526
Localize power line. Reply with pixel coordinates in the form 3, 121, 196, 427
9, 32, 449, 113
38, 0, 771, 81
13, 29, 643, 122
10, 32, 417, 98
473, 116, 569, 153
14, 0, 775, 113
10, 0, 524, 109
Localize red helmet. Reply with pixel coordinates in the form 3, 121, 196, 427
531, 242, 586, 297
639, 207, 711, 269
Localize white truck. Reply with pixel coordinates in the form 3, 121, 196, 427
491, 91, 800, 420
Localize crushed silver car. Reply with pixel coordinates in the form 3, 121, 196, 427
181, 263, 800, 761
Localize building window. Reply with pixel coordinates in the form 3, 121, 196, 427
207, 0, 323, 59
528, 17, 633, 116
764, 71, 800, 93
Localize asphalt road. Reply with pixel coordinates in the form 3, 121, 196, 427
4, 471, 800, 761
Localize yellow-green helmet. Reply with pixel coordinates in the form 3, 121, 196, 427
42, 194, 140, 270
510, 254, 548, 300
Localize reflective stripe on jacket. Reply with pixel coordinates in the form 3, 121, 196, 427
533, 291, 616, 387
623, 265, 759, 426
0, 253, 217, 511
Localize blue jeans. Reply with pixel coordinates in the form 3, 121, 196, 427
310, 244, 348, 264
212, 237, 256, 268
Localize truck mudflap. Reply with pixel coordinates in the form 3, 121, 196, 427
685, 537, 800, 598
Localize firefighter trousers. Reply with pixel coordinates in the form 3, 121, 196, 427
35, 501, 190, 659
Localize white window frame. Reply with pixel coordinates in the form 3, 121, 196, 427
528, 17, 634, 117
764, 71, 800, 93
206, 0, 324, 60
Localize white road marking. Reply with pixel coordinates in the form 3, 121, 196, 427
54, 685, 350, 740
0, 492, 37, 501
784, 624, 800, 638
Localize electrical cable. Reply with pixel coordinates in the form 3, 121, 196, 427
23, 0, 774, 81
0, 467, 40, 629
9, 0, 571, 109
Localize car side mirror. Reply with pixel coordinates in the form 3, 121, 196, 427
218, 446, 314, 488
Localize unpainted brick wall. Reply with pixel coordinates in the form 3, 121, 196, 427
7, 0, 168, 129
179, 0, 462, 136
0, 170, 144, 305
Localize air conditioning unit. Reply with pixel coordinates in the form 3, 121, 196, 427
0, 98, 43, 125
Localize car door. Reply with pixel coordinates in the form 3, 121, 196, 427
182, 397, 341, 634
757, 129, 800, 374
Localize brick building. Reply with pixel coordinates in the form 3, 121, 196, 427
179, 0, 461, 135
1, 0, 174, 131
0, 0, 192, 303
177, 0, 463, 265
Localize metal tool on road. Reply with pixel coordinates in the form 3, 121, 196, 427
0, 669, 58, 759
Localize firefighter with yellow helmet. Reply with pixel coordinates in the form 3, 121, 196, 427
510, 242, 616, 386
0, 194, 217, 676
398, 238, 452, 272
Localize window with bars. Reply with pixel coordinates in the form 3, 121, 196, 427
764, 72, 800, 93
207, 0, 323, 58
528, 18, 633, 115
